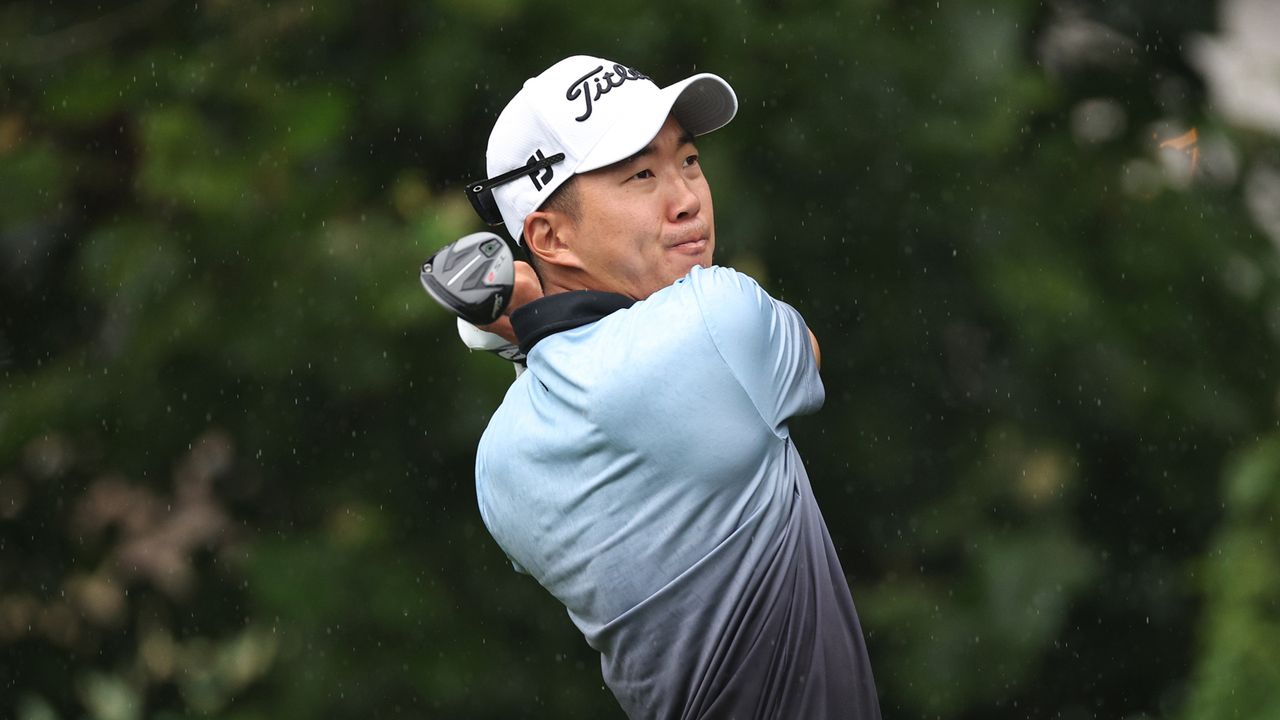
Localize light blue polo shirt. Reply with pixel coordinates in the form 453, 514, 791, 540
476, 265, 880, 719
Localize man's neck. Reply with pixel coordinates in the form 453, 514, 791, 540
537, 272, 635, 301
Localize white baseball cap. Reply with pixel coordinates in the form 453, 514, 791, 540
465, 55, 738, 242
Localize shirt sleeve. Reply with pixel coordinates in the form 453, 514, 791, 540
689, 266, 825, 433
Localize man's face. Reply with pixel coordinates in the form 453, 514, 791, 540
562, 115, 715, 300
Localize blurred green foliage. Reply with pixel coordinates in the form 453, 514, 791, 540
2, 0, 1278, 718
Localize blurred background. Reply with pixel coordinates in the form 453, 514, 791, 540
2, 0, 1279, 717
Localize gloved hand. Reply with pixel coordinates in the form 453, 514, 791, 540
457, 318, 526, 364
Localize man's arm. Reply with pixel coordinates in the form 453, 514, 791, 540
808, 328, 821, 371
692, 266, 825, 429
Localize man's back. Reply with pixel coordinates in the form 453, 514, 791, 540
477, 266, 880, 719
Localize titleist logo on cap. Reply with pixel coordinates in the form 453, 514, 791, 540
565, 64, 651, 122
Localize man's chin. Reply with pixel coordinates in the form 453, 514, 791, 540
668, 255, 710, 282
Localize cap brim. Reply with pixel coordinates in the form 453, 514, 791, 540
577, 73, 738, 173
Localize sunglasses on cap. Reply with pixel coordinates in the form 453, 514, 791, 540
464, 151, 567, 227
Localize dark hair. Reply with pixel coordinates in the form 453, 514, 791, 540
541, 176, 579, 219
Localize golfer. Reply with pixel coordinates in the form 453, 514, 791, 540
470, 55, 881, 719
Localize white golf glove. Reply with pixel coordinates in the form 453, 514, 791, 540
457, 318, 526, 375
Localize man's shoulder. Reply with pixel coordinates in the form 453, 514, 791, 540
641, 265, 766, 326
506, 266, 770, 383
661, 264, 761, 301
670, 265, 781, 345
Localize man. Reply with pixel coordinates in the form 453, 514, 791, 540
468, 55, 880, 719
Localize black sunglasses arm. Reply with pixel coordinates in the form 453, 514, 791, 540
464, 152, 567, 226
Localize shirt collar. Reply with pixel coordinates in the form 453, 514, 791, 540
511, 290, 636, 356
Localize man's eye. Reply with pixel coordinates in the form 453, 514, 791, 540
633, 169, 655, 180
684, 154, 700, 167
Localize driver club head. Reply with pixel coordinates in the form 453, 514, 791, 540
419, 231, 514, 326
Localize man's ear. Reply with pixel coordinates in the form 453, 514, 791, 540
523, 210, 584, 272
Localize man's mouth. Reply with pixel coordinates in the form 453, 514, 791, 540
669, 237, 708, 254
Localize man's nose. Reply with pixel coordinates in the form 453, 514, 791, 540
669, 175, 701, 221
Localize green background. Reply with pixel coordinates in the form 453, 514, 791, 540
2, 0, 1279, 717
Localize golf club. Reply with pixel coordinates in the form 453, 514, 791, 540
420, 231, 515, 326
420, 232, 526, 365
